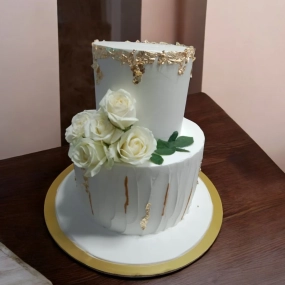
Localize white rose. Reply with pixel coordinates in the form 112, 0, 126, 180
68, 138, 112, 177
115, 126, 157, 165
103, 144, 114, 170
65, 110, 95, 143
89, 109, 123, 144
99, 89, 138, 130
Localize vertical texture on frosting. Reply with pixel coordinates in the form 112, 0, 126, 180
109, 169, 127, 232
74, 119, 204, 235
74, 146, 203, 235
162, 184, 169, 216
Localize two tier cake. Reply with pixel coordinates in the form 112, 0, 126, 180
66, 40, 204, 236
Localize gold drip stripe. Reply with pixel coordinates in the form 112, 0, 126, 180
181, 189, 193, 220
124, 176, 129, 214
161, 183, 169, 216
83, 177, 94, 215
140, 203, 151, 230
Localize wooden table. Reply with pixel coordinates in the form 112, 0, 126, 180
1, 93, 284, 284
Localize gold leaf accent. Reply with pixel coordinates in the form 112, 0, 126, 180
181, 189, 193, 220
161, 183, 169, 216
83, 176, 94, 215
140, 203, 151, 230
96, 66, 103, 84
124, 176, 129, 214
92, 40, 195, 85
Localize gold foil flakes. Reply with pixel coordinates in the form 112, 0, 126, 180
83, 176, 94, 215
124, 176, 129, 214
92, 40, 195, 85
131, 63, 145, 84
95, 65, 103, 84
140, 203, 151, 230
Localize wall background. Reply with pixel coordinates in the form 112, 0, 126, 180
141, 0, 207, 94
0, 0, 60, 160
141, 0, 178, 44
178, 0, 207, 94
203, 0, 285, 172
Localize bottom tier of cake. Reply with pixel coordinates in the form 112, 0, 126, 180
74, 118, 205, 235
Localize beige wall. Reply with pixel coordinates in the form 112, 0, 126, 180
0, 0, 60, 160
203, 0, 285, 172
178, 0, 207, 93
141, 0, 207, 94
141, 0, 178, 43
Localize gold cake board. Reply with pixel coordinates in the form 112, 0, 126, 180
44, 164, 223, 277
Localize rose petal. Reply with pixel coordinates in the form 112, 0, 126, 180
100, 89, 138, 130
85, 158, 106, 177
116, 126, 156, 166
110, 128, 124, 144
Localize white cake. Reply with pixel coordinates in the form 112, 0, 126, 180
92, 40, 195, 140
66, 40, 204, 236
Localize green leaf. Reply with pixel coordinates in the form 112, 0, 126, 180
157, 139, 171, 149
175, 147, 190, 152
123, 125, 132, 132
150, 153, 164, 165
174, 136, 194, 148
168, 131, 178, 142
155, 147, 176, 155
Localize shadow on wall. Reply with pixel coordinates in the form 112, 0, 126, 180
178, 0, 207, 94
58, 0, 142, 145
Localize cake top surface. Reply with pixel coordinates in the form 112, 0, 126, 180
92, 40, 192, 53
112, 118, 205, 169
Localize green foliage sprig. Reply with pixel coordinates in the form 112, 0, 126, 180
150, 131, 194, 165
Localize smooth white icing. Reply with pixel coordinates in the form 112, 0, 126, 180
93, 41, 193, 140
94, 41, 189, 53
74, 118, 204, 235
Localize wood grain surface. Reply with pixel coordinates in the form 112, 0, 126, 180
0, 93, 284, 285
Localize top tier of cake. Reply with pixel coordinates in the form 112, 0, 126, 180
92, 40, 195, 140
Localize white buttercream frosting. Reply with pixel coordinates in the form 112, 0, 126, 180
74, 118, 204, 235
93, 41, 194, 140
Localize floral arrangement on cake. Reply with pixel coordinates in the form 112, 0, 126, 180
66, 89, 193, 177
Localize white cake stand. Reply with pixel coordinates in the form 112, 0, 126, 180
44, 164, 223, 277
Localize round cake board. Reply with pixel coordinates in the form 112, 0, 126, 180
44, 164, 223, 277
